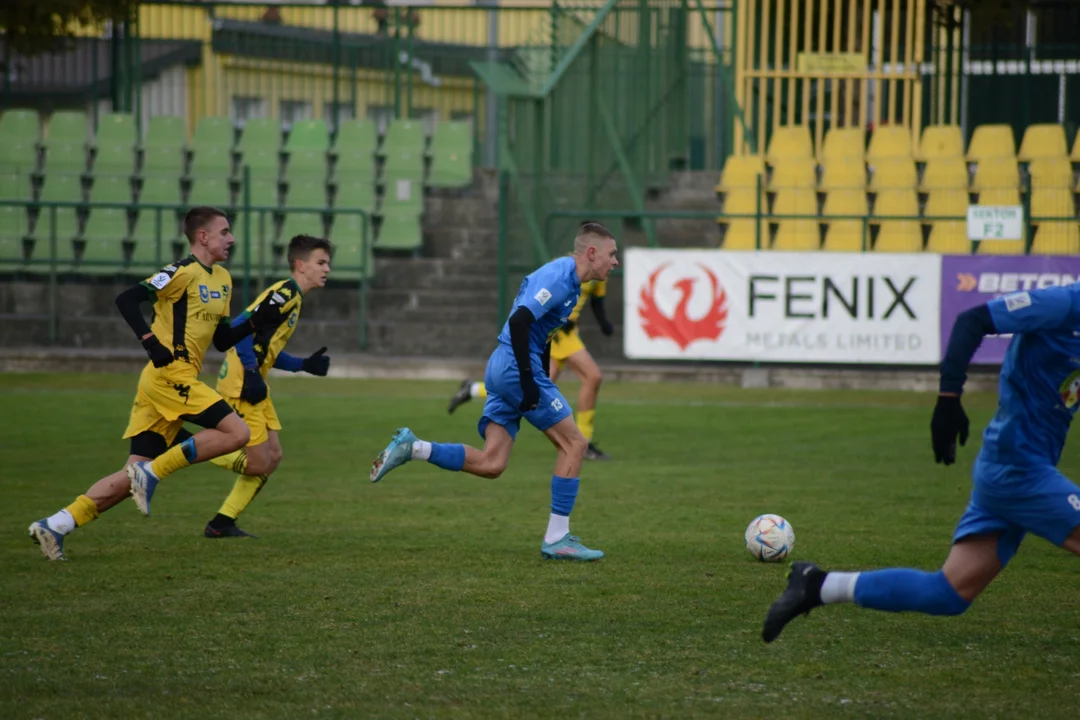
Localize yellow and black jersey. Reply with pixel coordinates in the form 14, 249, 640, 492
567, 279, 606, 323
216, 278, 303, 398
140, 256, 232, 379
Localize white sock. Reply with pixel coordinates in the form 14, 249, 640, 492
820, 571, 861, 604
46, 509, 76, 536
411, 440, 432, 461
544, 514, 570, 544
470, 382, 484, 398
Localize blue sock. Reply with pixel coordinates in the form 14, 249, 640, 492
853, 568, 970, 616
550, 475, 579, 516
427, 443, 465, 472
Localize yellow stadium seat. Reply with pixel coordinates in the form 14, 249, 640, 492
870, 159, 917, 191
977, 239, 1025, 255
768, 159, 817, 191
972, 157, 1020, 192
1029, 158, 1074, 189
927, 222, 972, 253
717, 155, 765, 192
1030, 188, 1077, 224
1031, 223, 1080, 255
924, 190, 969, 219
873, 188, 919, 221
766, 125, 814, 165
822, 190, 869, 251
820, 127, 865, 162
772, 189, 820, 250
1072, 131, 1080, 162
967, 124, 1016, 162
867, 126, 914, 162
978, 187, 1021, 205
722, 219, 766, 250
920, 158, 969, 192
875, 221, 923, 252
1018, 124, 1068, 161
819, 160, 866, 191
916, 125, 964, 162
722, 188, 768, 217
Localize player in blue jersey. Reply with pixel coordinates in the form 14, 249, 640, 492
369, 222, 620, 561
763, 284, 1080, 642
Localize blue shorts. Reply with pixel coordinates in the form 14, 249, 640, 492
953, 456, 1080, 566
476, 345, 573, 441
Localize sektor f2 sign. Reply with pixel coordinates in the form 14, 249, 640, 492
624, 249, 941, 364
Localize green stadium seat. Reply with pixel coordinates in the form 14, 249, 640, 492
131, 203, 180, 273
238, 117, 281, 154
0, 206, 30, 270
286, 176, 325, 209
145, 115, 187, 150
238, 147, 280, 177
333, 148, 376, 182
430, 121, 470, 155
280, 212, 325, 246
335, 178, 376, 213
0, 171, 33, 202
376, 210, 421, 250
40, 173, 82, 203
286, 149, 328, 179
286, 119, 330, 152
192, 116, 235, 150
0, 140, 39, 175
45, 111, 90, 147
242, 177, 279, 210
333, 119, 379, 155
380, 176, 423, 213
188, 178, 231, 208
382, 150, 424, 182
93, 143, 137, 177
0, 109, 40, 143
94, 113, 136, 149
139, 175, 182, 206
428, 151, 471, 188
43, 143, 88, 176
90, 175, 132, 204
382, 119, 425, 155
28, 184, 79, 273
141, 146, 185, 179
189, 146, 232, 177
231, 211, 279, 274
327, 214, 374, 281
80, 208, 129, 274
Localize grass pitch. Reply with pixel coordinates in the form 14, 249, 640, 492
2, 373, 1079, 719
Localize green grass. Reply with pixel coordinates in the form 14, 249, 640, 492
2, 373, 1080, 719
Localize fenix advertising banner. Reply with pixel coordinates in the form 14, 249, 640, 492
940, 255, 1080, 364
623, 248, 942, 364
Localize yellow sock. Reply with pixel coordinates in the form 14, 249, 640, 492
218, 475, 268, 519
473, 382, 488, 399
209, 448, 247, 475
577, 409, 596, 441
150, 437, 196, 479
65, 495, 100, 527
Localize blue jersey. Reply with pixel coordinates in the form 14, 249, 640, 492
981, 284, 1080, 466
496, 256, 581, 356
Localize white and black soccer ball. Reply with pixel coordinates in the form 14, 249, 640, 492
745, 514, 795, 562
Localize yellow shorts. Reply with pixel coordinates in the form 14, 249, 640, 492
224, 395, 282, 447
550, 327, 586, 367
123, 364, 228, 445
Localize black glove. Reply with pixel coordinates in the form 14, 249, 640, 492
560, 319, 577, 333
598, 319, 615, 336
931, 394, 969, 465
141, 336, 174, 368
518, 372, 540, 413
240, 368, 268, 404
248, 292, 287, 330
301, 347, 330, 376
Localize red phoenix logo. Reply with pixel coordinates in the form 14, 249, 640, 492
638, 263, 728, 349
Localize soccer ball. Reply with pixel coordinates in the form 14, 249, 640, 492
745, 514, 795, 562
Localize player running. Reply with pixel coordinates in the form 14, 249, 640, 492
447, 251, 616, 460
370, 222, 620, 560
28, 207, 288, 561
763, 284, 1080, 642
202, 234, 333, 539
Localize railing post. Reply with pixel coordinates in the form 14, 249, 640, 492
48, 207, 58, 344
242, 165, 252, 308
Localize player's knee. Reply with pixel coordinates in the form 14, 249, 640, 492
477, 455, 508, 479
584, 366, 602, 389
268, 447, 283, 472
562, 428, 588, 460
226, 424, 251, 452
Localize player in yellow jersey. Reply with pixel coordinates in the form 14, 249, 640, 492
448, 249, 615, 460
28, 207, 290, 561
201, 234, 333, 538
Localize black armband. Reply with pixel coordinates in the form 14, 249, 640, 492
940, 304, 996, 394
115, 283, 154, 340
508, 306, 536, 379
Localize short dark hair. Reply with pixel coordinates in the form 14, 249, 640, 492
287, 234, 333, 270
183, 206, 228, 243
578, 221, 615, 240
